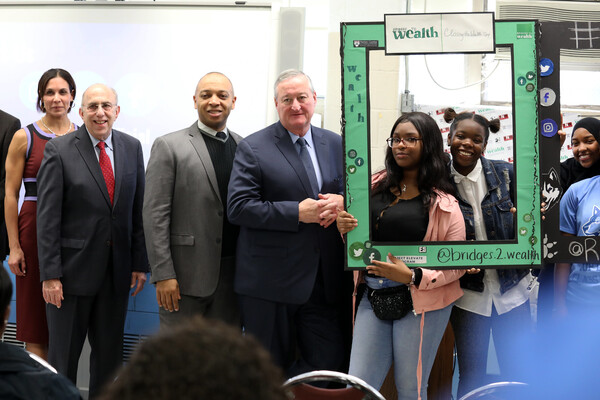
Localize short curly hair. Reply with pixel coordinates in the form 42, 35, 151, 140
99, 316, 288, 400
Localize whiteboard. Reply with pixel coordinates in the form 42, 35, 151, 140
0, 3, 273, 163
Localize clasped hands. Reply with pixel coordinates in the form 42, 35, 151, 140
299, 193, 343, 228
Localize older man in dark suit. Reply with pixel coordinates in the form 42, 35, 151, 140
143, 72, 241, 327
0, 110, 20, 257
37, 84, 148, 397
227, 70, 351, 376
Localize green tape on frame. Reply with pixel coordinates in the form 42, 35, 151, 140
341, 20, 541, 269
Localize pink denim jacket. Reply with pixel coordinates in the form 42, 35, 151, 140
360, 171, 466, 314
410, 189, 466, 314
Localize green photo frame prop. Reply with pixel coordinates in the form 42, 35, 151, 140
341, 18, 541, 269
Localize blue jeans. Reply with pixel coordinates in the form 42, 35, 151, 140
348, 287, 453, 400
450, 302, 531, 398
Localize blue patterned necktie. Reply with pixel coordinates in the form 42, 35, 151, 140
296, 137, 319, 197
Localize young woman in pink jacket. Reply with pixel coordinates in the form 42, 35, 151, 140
337, 112, 465, 400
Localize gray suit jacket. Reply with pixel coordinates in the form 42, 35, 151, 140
143, 123, 241, 297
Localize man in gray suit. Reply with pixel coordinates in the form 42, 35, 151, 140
143, 72, 241, 327
37, 84, 148, 397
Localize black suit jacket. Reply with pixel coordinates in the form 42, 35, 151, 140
227, 122, 345, 305
37, 126, 148, 296
0, 110, 20, 257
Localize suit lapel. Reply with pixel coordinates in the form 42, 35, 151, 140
112, 131, 125, 208
230, 130, 242, 144
189, 124, 221, 202
74, 126, 112, 207
274, 122, 315, 198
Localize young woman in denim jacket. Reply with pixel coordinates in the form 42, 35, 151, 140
337, 112, 465, 400
444, 108, 532, 397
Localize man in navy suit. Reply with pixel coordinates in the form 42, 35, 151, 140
227, 70, 350, 376
37, 84, 148, 397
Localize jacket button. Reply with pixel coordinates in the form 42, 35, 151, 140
105, 241, 111, 247
218, 211, 223, 217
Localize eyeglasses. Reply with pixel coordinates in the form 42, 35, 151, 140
386, 137, 422, 148
84, 102, 115, 113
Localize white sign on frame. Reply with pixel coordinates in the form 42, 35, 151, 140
385, 12, 495, 54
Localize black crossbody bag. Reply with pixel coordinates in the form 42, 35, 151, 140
367, 285, 413, 320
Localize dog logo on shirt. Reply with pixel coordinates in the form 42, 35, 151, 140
582, 205, 600, 236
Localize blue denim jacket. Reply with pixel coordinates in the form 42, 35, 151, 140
451, 157, 528, 294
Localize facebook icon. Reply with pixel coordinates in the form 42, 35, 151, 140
540, 88, 556, 107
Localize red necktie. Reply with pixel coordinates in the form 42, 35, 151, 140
97, 141, 114, 204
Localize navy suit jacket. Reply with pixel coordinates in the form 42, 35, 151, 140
37, 126, 148, 296
227, 122, 345, 305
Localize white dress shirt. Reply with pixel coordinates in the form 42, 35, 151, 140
198, 120, 229, 142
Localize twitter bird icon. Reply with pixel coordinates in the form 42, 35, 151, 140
539, 58, 554, 77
